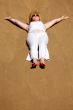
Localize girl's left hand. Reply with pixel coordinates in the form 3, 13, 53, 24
61, 16, 69, 20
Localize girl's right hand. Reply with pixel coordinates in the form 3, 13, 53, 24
5, 16, 12, 20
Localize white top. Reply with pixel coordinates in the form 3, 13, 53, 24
28, 21, 46, 32
26, 21, 50, 61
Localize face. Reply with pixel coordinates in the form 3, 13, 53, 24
31, 14, 40, 21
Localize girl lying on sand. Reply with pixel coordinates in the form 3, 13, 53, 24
5, 11, 69, 68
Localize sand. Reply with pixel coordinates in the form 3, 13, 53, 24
0, 0, 73, 110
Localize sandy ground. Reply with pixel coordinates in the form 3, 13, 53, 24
0, 0, 73, 110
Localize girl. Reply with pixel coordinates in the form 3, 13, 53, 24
5, 11, 69, 68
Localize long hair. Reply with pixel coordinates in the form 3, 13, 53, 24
29, 11, 40, 23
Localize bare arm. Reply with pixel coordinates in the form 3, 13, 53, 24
45, 16, 69, 30
5, 16, 28, 31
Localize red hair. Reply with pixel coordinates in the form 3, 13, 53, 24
29, 11, 40, 23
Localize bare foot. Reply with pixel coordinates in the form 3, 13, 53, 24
39, 58, 46, 69
40, 63, 46, 69
31, 58, 38, 68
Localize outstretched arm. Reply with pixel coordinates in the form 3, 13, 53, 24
5, 16, 29, 31
45, 16, 69, 30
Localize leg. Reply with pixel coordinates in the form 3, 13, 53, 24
30, 45, 39, 68
39, 43, 47, 68
38, 32, 49, 68
39, 42, 47, 61
30, 44, 38, 61
27, 33, 39, 68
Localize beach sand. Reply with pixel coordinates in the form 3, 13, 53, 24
0, 0, 73, 110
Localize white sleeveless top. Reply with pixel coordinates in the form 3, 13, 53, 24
28, 21, 46, 33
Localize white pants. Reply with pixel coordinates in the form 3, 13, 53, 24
26, 32, 50, 61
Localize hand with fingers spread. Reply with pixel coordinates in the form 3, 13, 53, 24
5, 16, 12, 20
61, 16, 69, 20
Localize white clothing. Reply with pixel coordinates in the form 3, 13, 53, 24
28, 21, 46, 33
26, 21, 50, 61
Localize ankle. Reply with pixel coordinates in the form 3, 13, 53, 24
40, 58, 45, 64
33, 58, 38, 64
